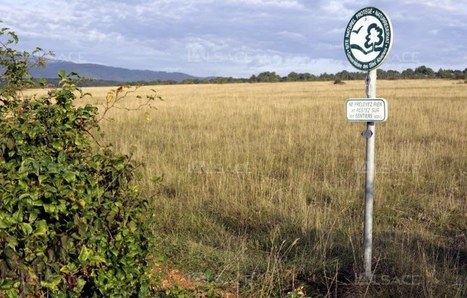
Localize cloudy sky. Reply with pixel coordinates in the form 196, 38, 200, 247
0, 0, 466, 77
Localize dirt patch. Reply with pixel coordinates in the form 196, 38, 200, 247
154, 264, 237, 297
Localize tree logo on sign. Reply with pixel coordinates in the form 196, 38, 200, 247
350, 23, 384, 55
364, 24, 384, 53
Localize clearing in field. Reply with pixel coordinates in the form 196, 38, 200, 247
79, 79, 466, 297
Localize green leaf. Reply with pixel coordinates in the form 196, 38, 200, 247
37, 77, 48, 86
3, 286, 20, 298
7, 30, 19, 43
18, 180, 29, 191
6, 137, 15, 150
43, 204, 56, 214
77, 199, 86, 208
7, 236, 18, 249
33, 220, 48, 237
63, 171, 76, 183
128, 221, 137, 233
0, 218, 7, 229
60, 262, 78, 274
12, 210, 22, 223
89, 254, 107, 265
19, 222, 33, 235
40, 274, 62, 291
58, 69, 66, 79
74, 278, 87, 293
28, 210, 39, 223
38, 175, 46, 185
19, 193, 31, 200
78, 246, 90, 263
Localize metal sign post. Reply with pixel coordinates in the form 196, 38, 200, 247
363, 69, 377, 279
344, 7, 393, 281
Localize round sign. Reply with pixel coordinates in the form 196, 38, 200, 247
344, 7, 393, 71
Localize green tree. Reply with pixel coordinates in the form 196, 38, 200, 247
401, 68, 414, 79
436, 68, 452, 79
256, 71, 281, 82
414, 65, 434, 78
248, 74, 258, 83
287, 72, 299, 81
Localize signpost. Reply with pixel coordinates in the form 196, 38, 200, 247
344, 7, 393, 281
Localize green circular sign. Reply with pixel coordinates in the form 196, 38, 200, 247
344, 7, 393, 71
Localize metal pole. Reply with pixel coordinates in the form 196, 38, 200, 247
363, 69, 377, 280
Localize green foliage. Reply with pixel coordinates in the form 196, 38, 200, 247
0, 26, 155, 296
0, 26, 51, 97
249, 71, 281, 83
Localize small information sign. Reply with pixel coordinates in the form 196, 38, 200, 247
346, 98, 388, 122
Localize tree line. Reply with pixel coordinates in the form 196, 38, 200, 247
34, 65, 467, 87
140, 65, 467, 85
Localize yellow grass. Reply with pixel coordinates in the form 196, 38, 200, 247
39, 80, 467, 296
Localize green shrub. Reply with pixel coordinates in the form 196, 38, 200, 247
0, 26, 155, 297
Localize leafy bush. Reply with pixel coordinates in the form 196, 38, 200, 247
0, 26, 155, 297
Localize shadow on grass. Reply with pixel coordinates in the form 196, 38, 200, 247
217, 210, 465, 297
334, 230, 466, 297
154, 197, 465, 297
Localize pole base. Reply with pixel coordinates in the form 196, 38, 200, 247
356, 272, 373, 285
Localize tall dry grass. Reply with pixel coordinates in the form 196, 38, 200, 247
72, 80, 466, 297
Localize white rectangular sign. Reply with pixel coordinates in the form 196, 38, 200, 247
346, 98, 388, 122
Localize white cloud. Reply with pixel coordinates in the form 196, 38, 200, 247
277, 31, 305, 41
403, 0, 466, 12
321, 1, 353, 16
132, 0, 199, 19
228, 0, 305, 9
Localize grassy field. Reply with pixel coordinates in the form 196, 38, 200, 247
77, 80, 466, 297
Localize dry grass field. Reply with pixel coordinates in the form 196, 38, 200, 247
69, 80, 465, 297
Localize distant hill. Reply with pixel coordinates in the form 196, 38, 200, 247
29, 60, 197, 82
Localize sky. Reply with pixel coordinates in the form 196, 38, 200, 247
0, 0, 466, 78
